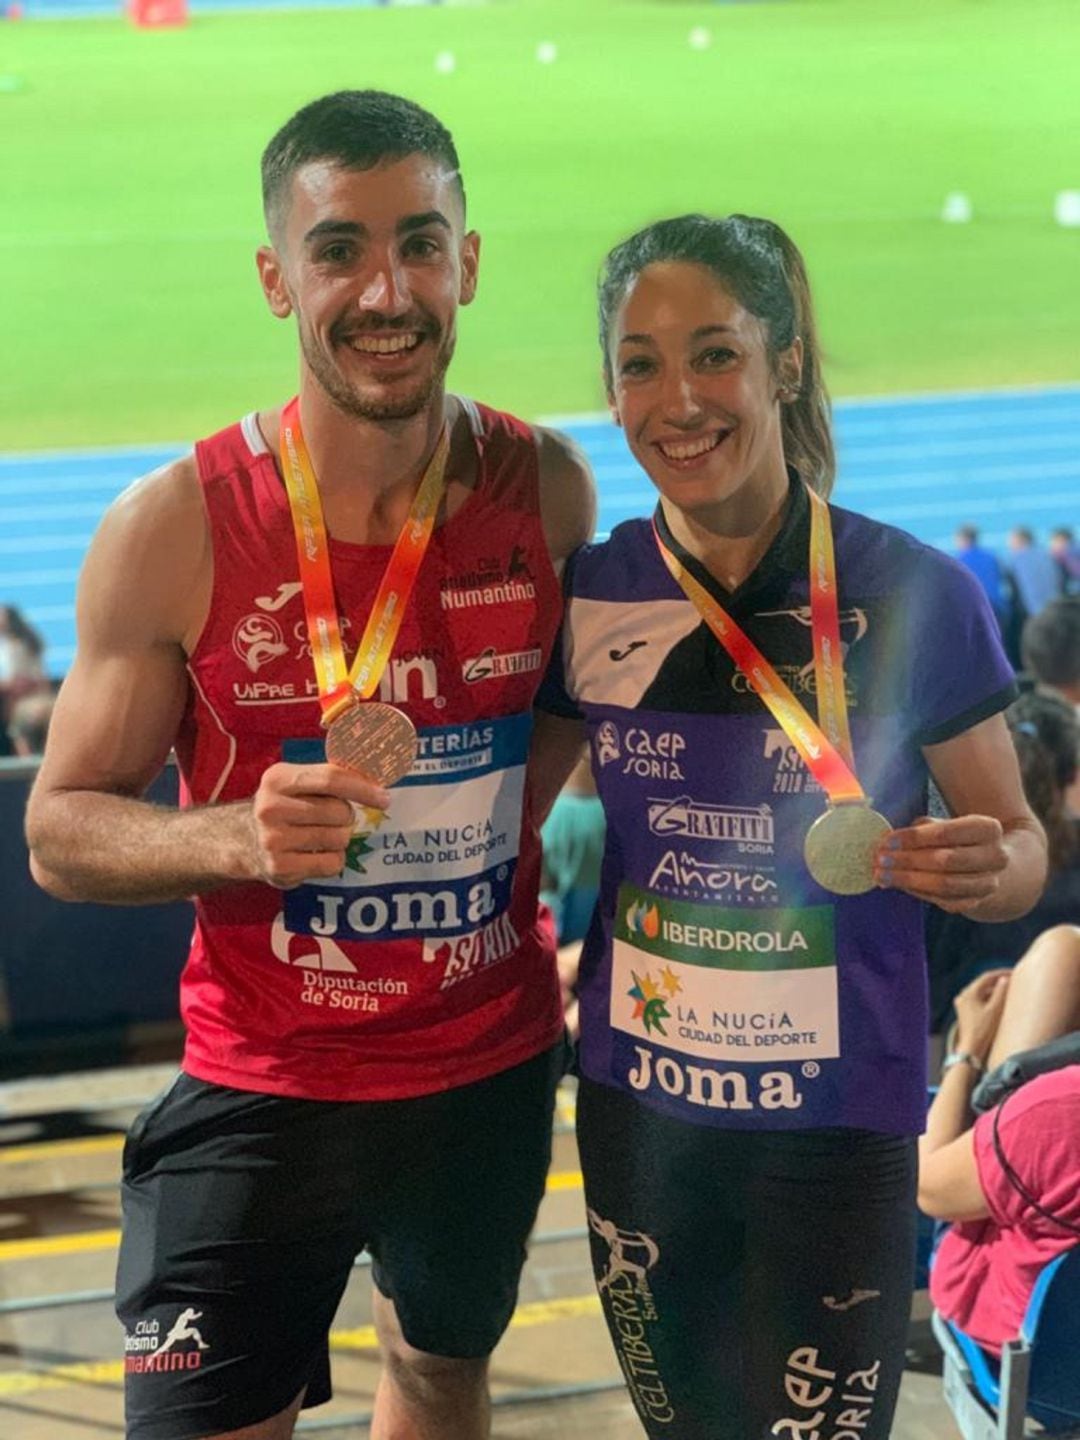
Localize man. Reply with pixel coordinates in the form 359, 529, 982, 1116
1050, 526, 1080, 597
1008, 526, 1062, 621
26, 91, 594, 1440
953, 523, 1007, 626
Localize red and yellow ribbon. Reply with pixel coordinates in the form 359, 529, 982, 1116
280, 396, 450, 726
652, 488, 865, 805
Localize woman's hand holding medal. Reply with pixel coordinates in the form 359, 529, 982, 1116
872, 814, 1009, 912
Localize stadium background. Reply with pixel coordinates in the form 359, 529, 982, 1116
0, 8, 1075, 1430
4, 0, 1080, 448
2, 0, 1079, 676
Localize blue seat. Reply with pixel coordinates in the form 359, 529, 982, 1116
932, 1244, 1080, 1438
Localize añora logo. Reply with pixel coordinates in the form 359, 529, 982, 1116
627, 965, 682, 1036
625, 899, 660, 938
232, 613, 289, 674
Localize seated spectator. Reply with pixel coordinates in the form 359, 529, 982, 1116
1022, 598, 1080, 813
1050, 526, 1080, 597
7, 691, 55, 757
919, 928, 1080, 1356
1007, 526, 1063, 621
926, 692, 1080, 1030
0, 604, 48, 757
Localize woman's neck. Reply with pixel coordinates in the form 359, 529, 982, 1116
661, 470, 792, 592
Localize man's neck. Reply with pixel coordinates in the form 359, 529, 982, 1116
299, 378, 449, 498
264, 381, 454, 544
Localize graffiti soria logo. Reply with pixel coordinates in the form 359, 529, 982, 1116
232, 613, 289, 674
462, 646, 542, 683
627, 965, 681, 1037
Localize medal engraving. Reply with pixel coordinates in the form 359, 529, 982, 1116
804, 802, 892, 896
325, 702, 417, 786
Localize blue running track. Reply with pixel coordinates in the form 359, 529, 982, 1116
2, 385, 1078, 677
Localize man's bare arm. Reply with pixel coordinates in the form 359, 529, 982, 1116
25, 459, 388, 904
527, 426, 594, 819
534, 424, 596, 573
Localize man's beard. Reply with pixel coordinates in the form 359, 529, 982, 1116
301, 324, 455, 423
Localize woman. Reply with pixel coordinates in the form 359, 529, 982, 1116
537, 215, 1047, 1438
921, 933, 1080, 1356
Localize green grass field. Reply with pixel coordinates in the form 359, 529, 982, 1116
2, 0, 1079, 449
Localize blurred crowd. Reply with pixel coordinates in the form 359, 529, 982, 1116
954, 522, 1080, 667
0, 604, 54, 758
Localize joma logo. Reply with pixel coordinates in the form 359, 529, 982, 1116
309, 881, 499, 938
627, 1045, 804, 1111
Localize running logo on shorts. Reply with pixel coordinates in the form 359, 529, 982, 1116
124, 1308, 211, 1375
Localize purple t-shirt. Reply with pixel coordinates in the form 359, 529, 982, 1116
539, 483, 1016, 1133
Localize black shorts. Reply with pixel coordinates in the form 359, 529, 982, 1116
577, 1078, 917, 1440
116, 1043, 564, 1440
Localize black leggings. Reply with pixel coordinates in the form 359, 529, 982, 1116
577, 1078, 917, 1440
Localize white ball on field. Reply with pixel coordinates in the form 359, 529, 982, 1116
536, 41, 558, 65
941, 191, 973, 224
1054, 190, 1080, 228
688, 26, 712, 51
434, 51, 457, 75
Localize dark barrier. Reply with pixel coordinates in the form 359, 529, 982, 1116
0, 758, 191, 1074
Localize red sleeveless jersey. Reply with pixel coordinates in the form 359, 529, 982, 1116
175, 399, 566, 1100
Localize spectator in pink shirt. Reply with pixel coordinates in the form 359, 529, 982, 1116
920, 927, 1080, 1355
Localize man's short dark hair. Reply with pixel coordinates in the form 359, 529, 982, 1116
1021, 598, 1080, 688
261, 90, 464, 241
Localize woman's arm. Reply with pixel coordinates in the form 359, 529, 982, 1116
918, 970, 1010, 1221
875, 713, 1047, 919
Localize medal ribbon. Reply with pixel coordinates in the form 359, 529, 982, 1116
652, 487, 865, 805
280, 396, 450, 726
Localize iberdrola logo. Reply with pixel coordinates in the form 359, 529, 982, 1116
625, 900, 660, 938
627, 966, 682, 1037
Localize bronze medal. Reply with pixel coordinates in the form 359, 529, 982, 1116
325, 702, 418, 786
803, 802, 892, 896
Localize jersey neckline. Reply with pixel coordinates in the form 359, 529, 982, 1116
652, 469, 811, 613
